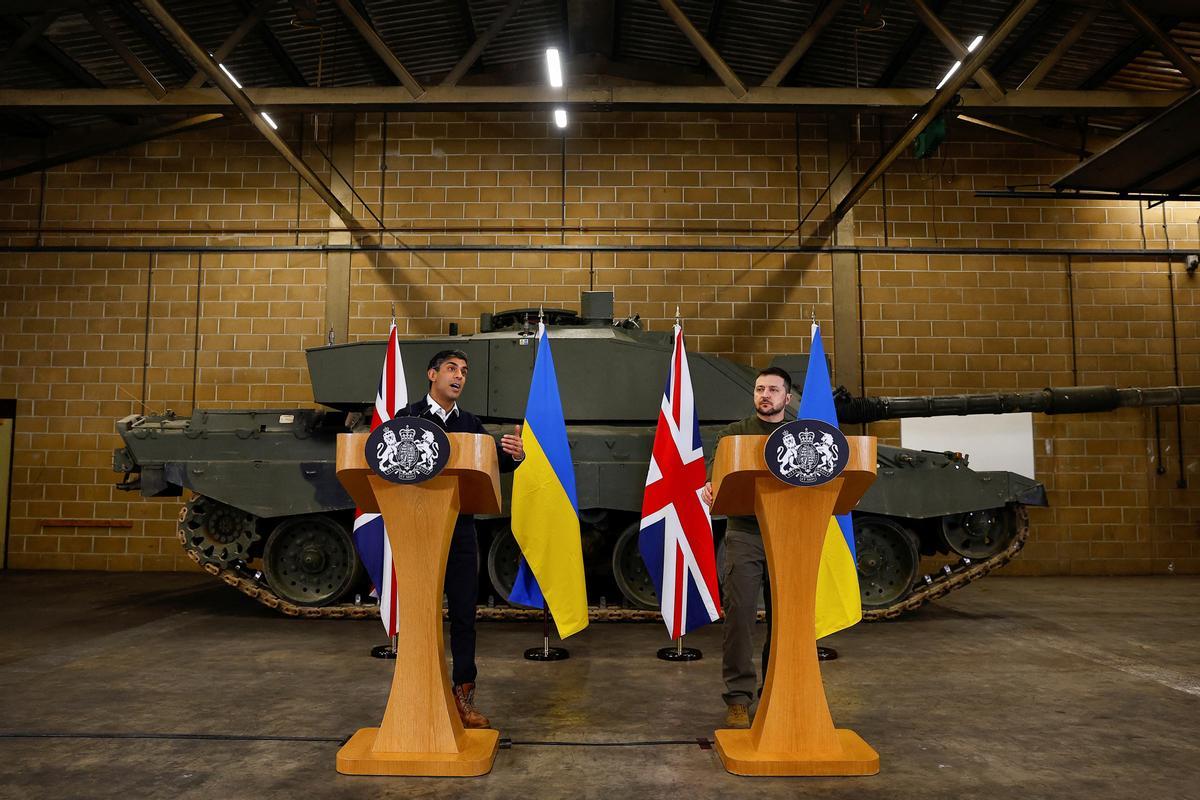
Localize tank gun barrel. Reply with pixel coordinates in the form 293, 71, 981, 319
835, 385, 1200, 425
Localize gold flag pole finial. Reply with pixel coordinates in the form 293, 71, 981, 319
390, 302, 396, 327
675, 306, 681, 328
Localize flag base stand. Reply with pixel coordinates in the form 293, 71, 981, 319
657, 646, 702, 661
657, 636, 702, 661
817, 646, 838, 661
524, 644, 570, 661
370, 633, 399, 659
523, 606, 568, 660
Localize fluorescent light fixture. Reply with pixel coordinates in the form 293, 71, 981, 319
935, 61, 961, 90
934, 35, 983, 91
554, 108, 568, 128
546, 48, 563, 88
219, 59, 276, 129
218, 62, 242, 89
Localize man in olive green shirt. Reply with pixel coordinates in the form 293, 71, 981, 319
701, 366, 792, 729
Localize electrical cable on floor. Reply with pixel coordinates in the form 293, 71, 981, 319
0, 732, 714, 749
0, 732, 345, 743
502, 738, 709, 748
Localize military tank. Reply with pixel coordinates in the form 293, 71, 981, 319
112, 291, 1199, 620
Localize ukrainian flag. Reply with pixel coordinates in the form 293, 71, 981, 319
798, 323, 863, 639
508, 323, 589, 638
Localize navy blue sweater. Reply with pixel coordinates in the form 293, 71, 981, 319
397, 398, 520, 530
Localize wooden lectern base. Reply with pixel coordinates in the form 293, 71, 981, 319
336, 728, 500, 777
713, 728, 879, 777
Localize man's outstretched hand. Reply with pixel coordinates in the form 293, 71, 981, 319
501, 424, 525, 461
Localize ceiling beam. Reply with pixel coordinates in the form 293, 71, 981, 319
185, 0, 277, 90
986, 0, 1063, 81
0, 113, 55, 139
231, 0, 308, 86
83, 8, 166, 99
907, 0, 1005, 100
0, 114, 226, 181
875, 0, 949, 87
762, 0, 846, 88
136, 0, 364, 232
700, 0, 725, 70
611, 0, 623, 60
1017, 6, 1100, 91
1115, 0, 1200, 87
331, 0, 424, 97
443, 0, 523, 88
0, 10, 59, 75
455, 0, 478, 44
954, 113, 1090, 157
110, 0, 193, 81
1080, 14, 1179, 90
1, 14, 103, 87
831, 0, 1041, 226
0, 1, 85, 12
568, 0, 612, 57
655, 0, 745, 97
0, 85, 1180, 113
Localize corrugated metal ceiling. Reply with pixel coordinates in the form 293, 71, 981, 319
1, 0, 1198, 131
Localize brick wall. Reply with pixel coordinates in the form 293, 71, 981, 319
0, 110, 1197, 575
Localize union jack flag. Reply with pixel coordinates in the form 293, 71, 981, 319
638, 324, 721, 638
351, 322, 405, 637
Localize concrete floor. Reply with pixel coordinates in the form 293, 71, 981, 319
0, 572, 1197, 800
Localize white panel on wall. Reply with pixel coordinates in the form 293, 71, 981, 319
899, 413, 1036, 479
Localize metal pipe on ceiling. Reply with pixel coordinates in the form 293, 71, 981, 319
0, 243, 1190, 258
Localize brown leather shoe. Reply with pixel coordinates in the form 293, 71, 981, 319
453, 683, 490, 729
724, 703, 750, 729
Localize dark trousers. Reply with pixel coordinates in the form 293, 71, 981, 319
720, 529, 774, 705
445, 522, 479, 686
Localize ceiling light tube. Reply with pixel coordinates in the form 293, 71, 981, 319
218, 62, 243, 89
554, 108, 568, 128
934, 36, 982, 91
260, 112, 279, 130
935, 61, 961, 90
546, 48, 563, 88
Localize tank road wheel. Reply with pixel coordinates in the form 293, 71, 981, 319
854, 515, 920, 610
940, 506, 1017, 559
262, 515, 363, 607
178, 495, 259, 567
612, 522, 658, 610
486, 525, 521, 602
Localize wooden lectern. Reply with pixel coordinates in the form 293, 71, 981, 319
710, 434, 880, 777
334, 432, 501, 777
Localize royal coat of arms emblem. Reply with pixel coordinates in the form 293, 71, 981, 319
764, 419, 849, 487
365, 417, 450, 484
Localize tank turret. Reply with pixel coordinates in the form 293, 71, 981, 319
113, 291, 1200, 620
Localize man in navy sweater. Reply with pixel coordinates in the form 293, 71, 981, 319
396, 349, 524, 729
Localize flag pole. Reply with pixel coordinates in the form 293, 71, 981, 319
524, 604, 568, 661
657, 634, 702, 661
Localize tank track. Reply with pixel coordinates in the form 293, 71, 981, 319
178, 504, 1029, 622
861, 503, 1030, 621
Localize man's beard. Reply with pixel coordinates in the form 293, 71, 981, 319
757, 400, 784, 417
